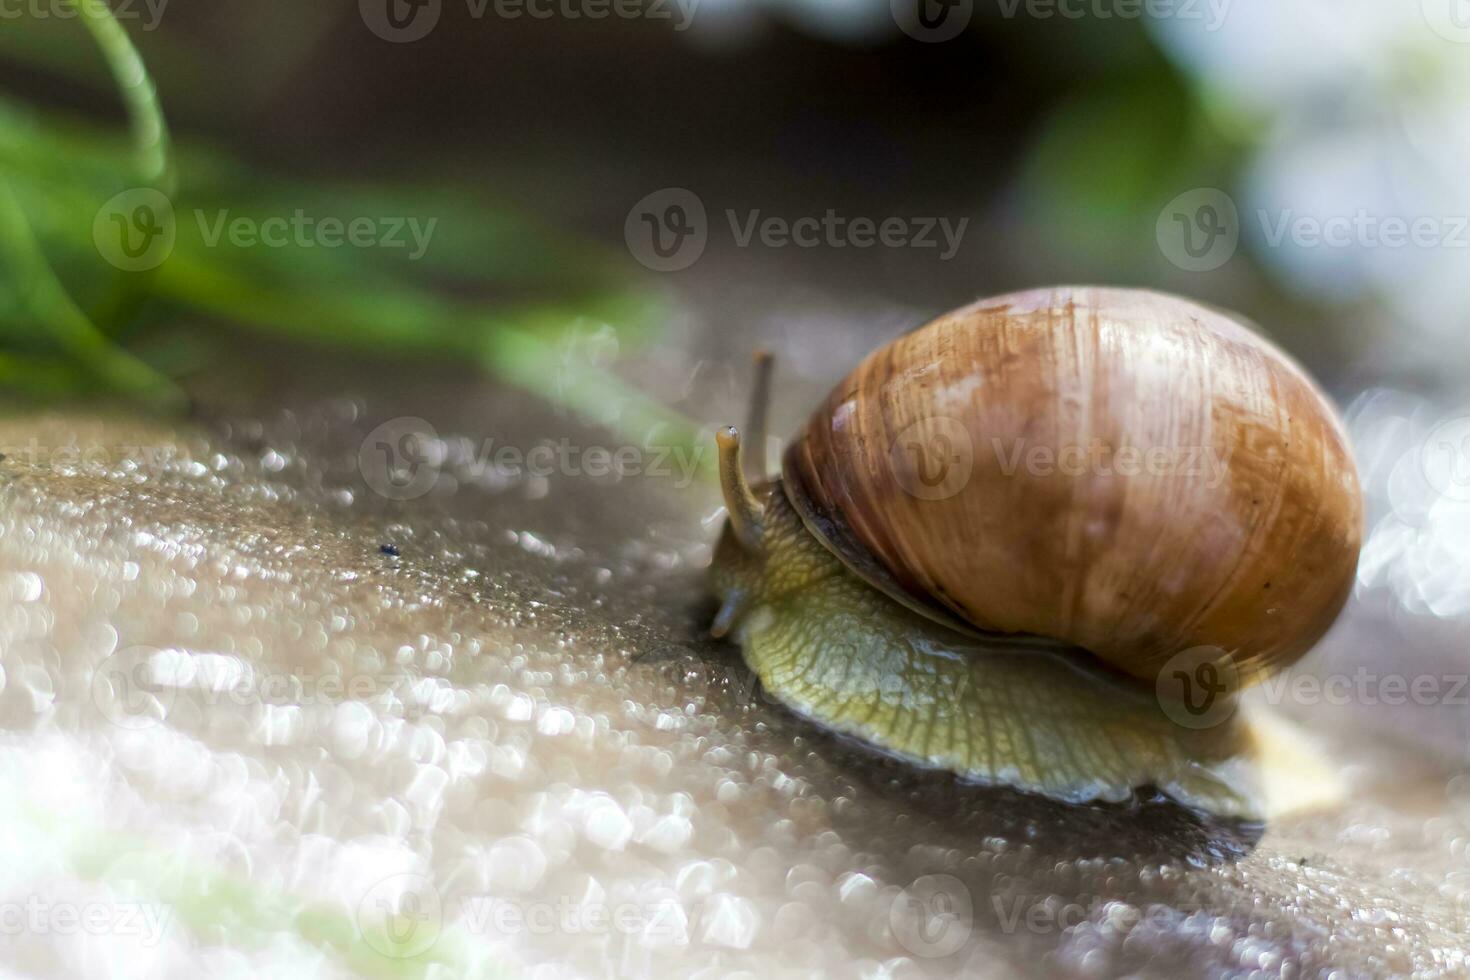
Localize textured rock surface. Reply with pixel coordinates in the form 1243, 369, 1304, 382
0, 329, 1467, 977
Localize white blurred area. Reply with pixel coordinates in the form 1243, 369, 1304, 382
1149, 0, 1470, 379
1276, 389, 1470, 765
694, 0, 1470, 386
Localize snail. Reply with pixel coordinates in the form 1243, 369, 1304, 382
708, 286, 1363, 818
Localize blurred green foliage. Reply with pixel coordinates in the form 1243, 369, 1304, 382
0, 4, 709, 468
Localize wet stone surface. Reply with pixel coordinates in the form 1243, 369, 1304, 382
0, 331, 1467, 977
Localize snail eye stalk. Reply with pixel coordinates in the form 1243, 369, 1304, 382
716, 426, 766, 554
743, 349, 774, 485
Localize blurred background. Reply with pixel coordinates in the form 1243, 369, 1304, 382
6, 0, 1469, 397
3, 1, 1470, 975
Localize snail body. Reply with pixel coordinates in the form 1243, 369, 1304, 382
710, 287, 1363, 818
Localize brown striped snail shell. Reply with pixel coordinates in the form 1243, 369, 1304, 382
780, 286, 1363, 685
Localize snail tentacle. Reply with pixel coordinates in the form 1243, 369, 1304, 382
716, 426, 766, 554
743, 349, 774, 485
709, 586, 747, 639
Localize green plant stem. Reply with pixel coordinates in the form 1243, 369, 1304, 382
0, 178, 184, 410
71, 0, 176, 336
71, 0, 172, 192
